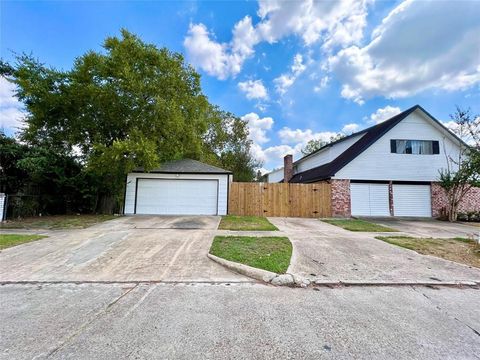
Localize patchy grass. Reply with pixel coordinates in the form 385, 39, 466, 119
376, 235, 480, 268
0, 214, 117, 230
210, 236, 291, 273
322, 219, 397, 232
0, 234, 48, 250
218, 216, 278, 231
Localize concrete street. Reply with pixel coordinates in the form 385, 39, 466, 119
1, 215, 480, 359
1, 282, 479, 359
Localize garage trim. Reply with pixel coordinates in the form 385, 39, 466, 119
133, 177, 220, 215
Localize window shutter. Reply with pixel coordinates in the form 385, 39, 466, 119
390, 140, 397, 153
432, 141, 439, 154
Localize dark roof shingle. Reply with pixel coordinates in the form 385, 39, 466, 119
134, 159, 231, 174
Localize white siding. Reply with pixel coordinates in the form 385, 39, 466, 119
0, 193, 5, 221
267, 168, 284, 183
296, 134, 364, 173
124, 173, 229, 215
335, 111, 461, 181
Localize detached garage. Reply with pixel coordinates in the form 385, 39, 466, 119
123, 159, 232, 216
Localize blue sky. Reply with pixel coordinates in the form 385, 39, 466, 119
1, 0, 479, 171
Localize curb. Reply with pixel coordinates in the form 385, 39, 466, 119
313, 280, 479, 287
207, 253, 310, 287
207, 254, 479, 288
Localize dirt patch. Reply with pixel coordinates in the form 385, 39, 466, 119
376, 236, 480, 268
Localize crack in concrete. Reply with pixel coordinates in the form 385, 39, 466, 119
44, 284, 139, 358
412, 286, 480, 339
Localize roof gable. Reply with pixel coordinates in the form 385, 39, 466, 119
290, 105, 462, 183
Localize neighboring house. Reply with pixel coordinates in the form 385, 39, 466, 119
267, 105, 480, 218
124, 159, 232, 216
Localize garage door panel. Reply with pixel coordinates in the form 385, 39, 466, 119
393, 185, 431, 217
368, 184, 390, 216
350, 183, 370, 216
136, 179, 218, 215
351, 183, 390, 217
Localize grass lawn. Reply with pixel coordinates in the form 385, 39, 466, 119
0, 234, 48, 250
322, 219, 397, 232
210, 236, 292, 273
376, 235, 480, 268
218, 215, 278, 231
0, 214, 117, 230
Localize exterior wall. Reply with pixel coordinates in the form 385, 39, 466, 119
267, 168, 284, 183
124, 172, 229, 215
297, 134, 364, 173
330, 179, 351, 217
0, 193, 5, 221
431, 182, 480, 217
334, 111, 462, 181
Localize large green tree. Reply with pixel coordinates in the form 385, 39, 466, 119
2, 29, 259, 212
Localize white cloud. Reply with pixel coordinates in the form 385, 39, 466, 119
314, 76, 330, 92
0, 77, 25, 132
342, 123, 360, 133
256, 0, 369, 47
238, 79, 268, 100
278, 127, 337, 146
274, 53, 306, 95
184, 0, 370, 79
241, 112, 274, 144
329, 0, 480, 103
183, 19, 259, 79
368, 105, 401, 124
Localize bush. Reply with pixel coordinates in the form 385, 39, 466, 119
457, 211, 480, 222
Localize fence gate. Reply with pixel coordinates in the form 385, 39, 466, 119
228, 182, 331, 218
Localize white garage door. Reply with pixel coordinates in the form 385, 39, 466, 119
135, 179, 218, 215
351, 183, 390, 216
393, 184, 431, 217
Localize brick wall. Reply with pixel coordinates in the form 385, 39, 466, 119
431, 182, 480, 217
330, 179, 351, 217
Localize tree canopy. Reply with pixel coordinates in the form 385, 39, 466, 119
1, 29, 260, 213
301, 133, 346, 156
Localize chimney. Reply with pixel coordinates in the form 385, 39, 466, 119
284, 154, 293, 183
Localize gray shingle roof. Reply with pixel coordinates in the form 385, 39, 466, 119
134, 159, 231, 174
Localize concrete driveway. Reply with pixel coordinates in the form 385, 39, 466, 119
364, 217, 479, 238
268, 217, 480, 284
0, 216, 250, 283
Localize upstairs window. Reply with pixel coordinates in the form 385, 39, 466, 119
390, 140, 439, 155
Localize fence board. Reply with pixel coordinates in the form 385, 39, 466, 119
228, 182, 331, 218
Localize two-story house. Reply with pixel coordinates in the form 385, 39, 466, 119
266, 105, 479, 217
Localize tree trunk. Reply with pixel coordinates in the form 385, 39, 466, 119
96, 194, 116, 214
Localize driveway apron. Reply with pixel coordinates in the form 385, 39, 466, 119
268, 217, 480, 284
0, 216, 250, 283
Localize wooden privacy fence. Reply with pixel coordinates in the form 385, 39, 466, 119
228, 182, 331, 218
